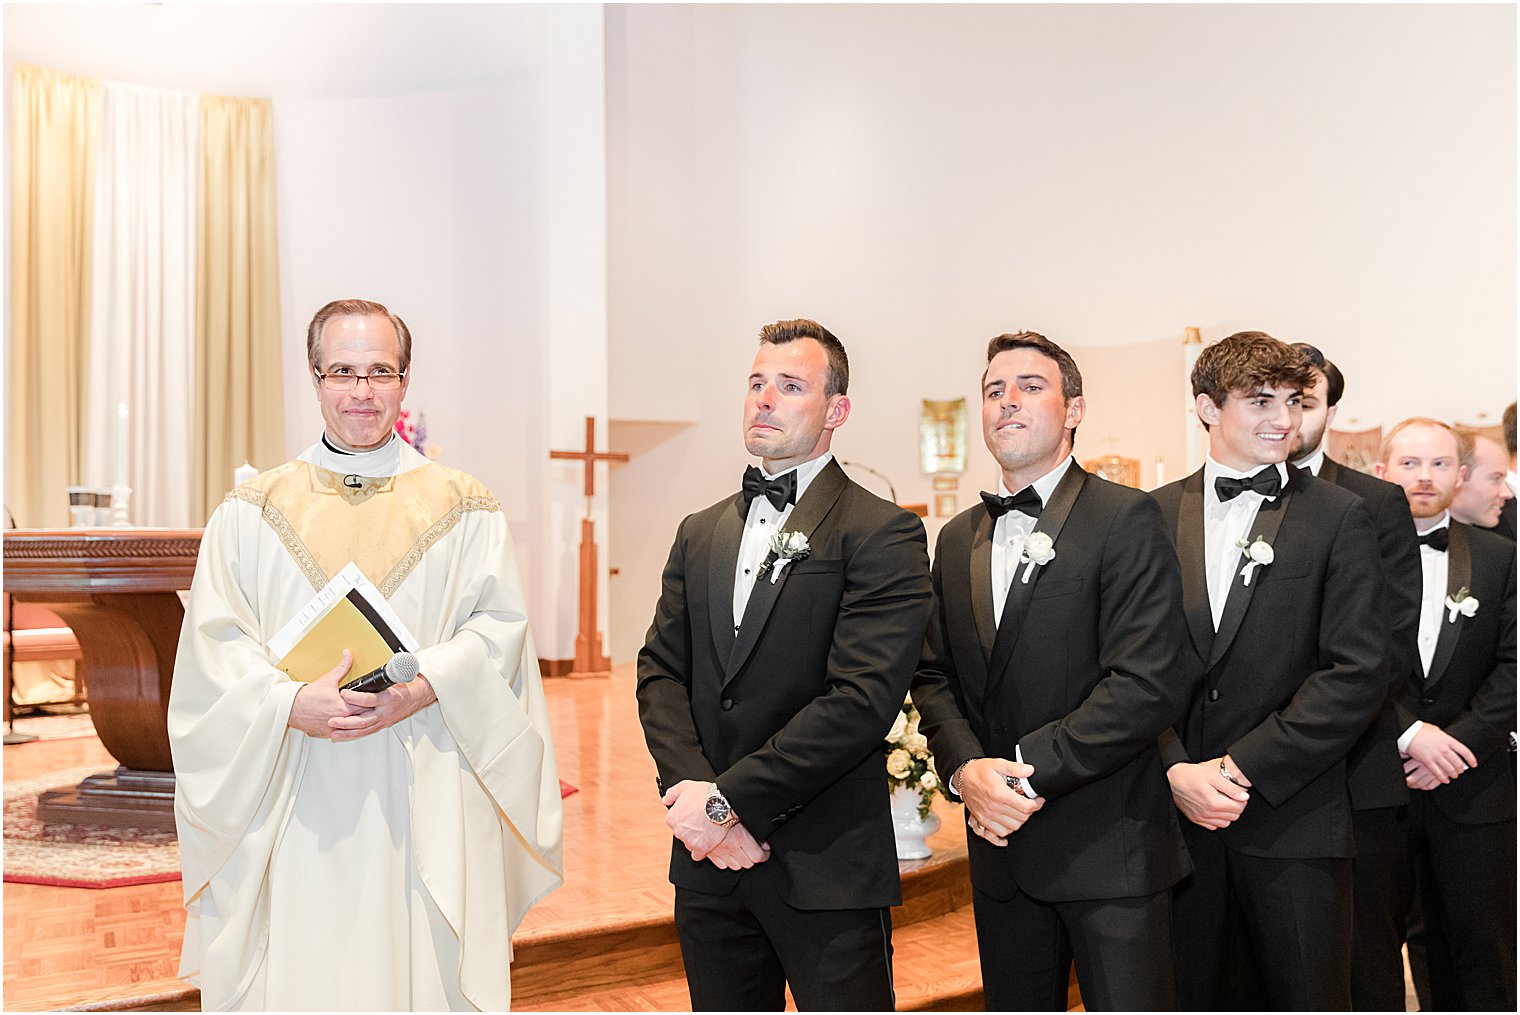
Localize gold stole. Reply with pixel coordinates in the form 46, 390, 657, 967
227, 461, 500, 597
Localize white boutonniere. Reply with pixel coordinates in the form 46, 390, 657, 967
760, 529, 811, 584
1235, 535, 1274, 586
1018, 531, 1056, 584
1445, 586, 1480, 623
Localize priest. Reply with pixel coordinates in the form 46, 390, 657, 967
169, 299, 563, 1011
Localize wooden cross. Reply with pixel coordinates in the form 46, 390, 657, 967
549, 418, 628, 678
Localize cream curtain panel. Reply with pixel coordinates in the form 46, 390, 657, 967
6, 65, 284, 528
7, 65, 98, 528
85, 82, 199, 528
194, 95, 285, 523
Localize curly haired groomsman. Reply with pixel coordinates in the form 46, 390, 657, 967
1152, 332, 1386, 1010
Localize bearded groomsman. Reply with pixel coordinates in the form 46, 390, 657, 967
1377, 418, 1516, 1012
1287, 343, 1422, 1010
1152, 331, 1386, 1010
636, 319, 932, 1010
911, 332, 1196, 1011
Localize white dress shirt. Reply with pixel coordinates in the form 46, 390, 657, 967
732, 453, 834, 629
1202, 456, 1289, 630
1398, 512, 1452, 752
1295, 447, 1325, 477
990, 455, 1074, 625
1507, 470, 1519, 500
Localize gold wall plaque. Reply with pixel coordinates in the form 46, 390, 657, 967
920, 398, 967, 475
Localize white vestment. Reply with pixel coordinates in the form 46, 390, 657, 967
169, 437, 563, 1011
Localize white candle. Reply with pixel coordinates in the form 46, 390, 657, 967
1155, 456, 1165, 488
116, 403, 128, 487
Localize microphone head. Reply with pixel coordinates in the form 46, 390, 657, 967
385, 652, 420, 684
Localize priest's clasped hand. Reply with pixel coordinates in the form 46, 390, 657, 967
662, 779, 771, 869
1167, 754, 1251, 830
286, 649, 439, 742
958, 758, 1042, 846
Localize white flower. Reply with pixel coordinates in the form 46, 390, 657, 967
905, 732, 930, 756
1445, 588, 1480, 623
919, 770, 939, 791
1018, 531, 1057, 583
886, 748, 912, 779
765, 529, 811, 583
886, 709, 910, 743
1235, 535, 1274, 586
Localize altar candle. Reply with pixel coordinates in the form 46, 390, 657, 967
1155, 456, 1165, 488
116, 403, 128, 486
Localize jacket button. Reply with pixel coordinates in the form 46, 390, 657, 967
771, 815, 786, 827
721, 698, 734, 711
1208, 689, 1220, 702
1421, 696, 1435, 707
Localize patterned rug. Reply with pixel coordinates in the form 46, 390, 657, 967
4, 766, 181, 889
8, 710, 97, 741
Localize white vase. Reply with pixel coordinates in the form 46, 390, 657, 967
889, 784, 941, 860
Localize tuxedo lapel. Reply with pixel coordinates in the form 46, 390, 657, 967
707, 494, 745, 662
1207, 474, 1294, 670
1425, 523, 1472, 689
969, 508, 997, 660
1176, 470, 1214, 663
985, 464, 1089, 698
1318, 457, 1342, 485
723, 459, 848, 688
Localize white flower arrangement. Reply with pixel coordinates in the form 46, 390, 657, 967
884, 696, 945, 819
1445, 586, 1480, 623
1018, 531, 1056, 584
1235, 535, 1274, 586
758, 529, 811, 584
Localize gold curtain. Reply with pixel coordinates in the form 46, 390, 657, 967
194, 95, 285, 523
7, 65, 99, 528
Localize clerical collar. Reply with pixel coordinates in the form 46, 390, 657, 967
1293, 448, 1326, 477
998, 454, 1073, 503
313, 431, 405, 478
755, 453, 833, 505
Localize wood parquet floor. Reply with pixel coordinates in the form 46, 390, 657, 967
2, 666, 994, 1012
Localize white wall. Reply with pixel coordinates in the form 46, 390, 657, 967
605, 3, 1517, 662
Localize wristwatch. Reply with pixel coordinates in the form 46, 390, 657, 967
705, 786, 738, 828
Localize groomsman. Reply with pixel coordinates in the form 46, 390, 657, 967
1451, 428, 1516, 539
912, 332, 1196, 1010
1287, 343, 1421, 1010
1377, 418, 1517, 1012
1152, 331, 1386, 1010
637, 319, 932, 1010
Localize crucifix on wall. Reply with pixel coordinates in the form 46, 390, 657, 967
549, 417, 628, 678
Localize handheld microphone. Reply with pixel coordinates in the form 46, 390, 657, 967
344, 651, 420, 693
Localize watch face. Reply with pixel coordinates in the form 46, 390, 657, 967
705, 794, 732, 824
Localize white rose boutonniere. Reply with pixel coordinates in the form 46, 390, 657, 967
1445, 586, 1480, 623
761, 529, 811, 584
1235, 535, 1274, 586
1019, 531, 1057, 584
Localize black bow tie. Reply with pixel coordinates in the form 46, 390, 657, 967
742, 465, 797, 514
1215, 468, 1283, 503
1417, 527, 1450, 552
981, 487, 1043, 520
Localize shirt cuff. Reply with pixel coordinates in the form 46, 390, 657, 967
1397, 721, 1424, 756
1013, 745, 1038, 799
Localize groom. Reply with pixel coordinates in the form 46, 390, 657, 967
636, 319, 932, 1010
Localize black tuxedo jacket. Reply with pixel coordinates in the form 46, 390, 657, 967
1153, 467, 1387, 859
912, 464, 1195, 903
636, 458, 932, 909
1392, 522, 1517, 824
1317, 456, 1422, 810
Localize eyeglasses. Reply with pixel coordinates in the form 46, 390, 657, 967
315, 368, 406, 391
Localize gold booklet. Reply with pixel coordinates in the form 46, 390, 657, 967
267, 562, 419, 685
